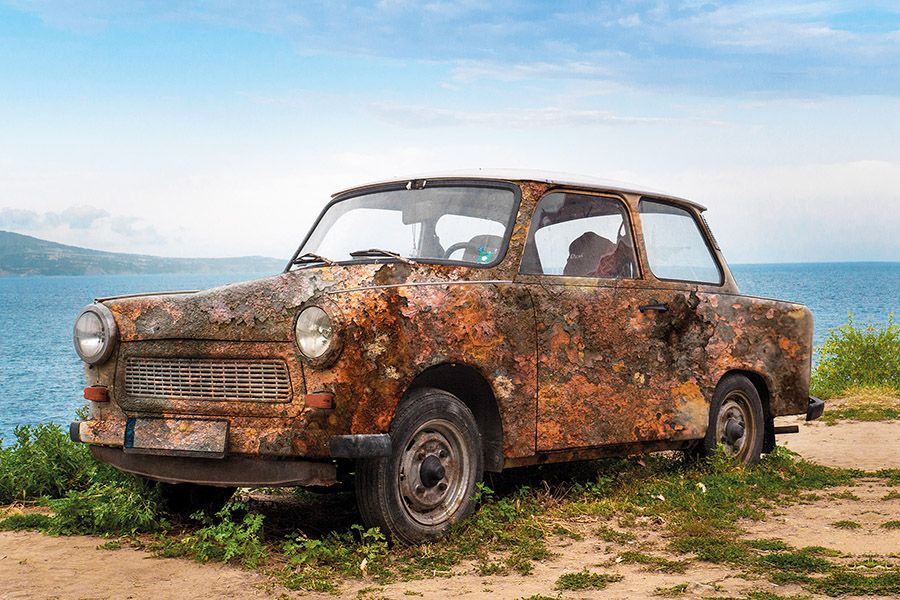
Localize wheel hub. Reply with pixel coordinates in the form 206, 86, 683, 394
397, 420, 471, 527
419, 455, 446, 488
717, 394, 751, 456
724, 417, 745, 443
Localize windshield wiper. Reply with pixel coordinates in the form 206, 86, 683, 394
349, 248, 415, 264
292, 252, 336, 266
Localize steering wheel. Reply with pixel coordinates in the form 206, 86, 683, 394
443, 241, 479, 259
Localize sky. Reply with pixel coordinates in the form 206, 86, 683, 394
0, 1, 898, 264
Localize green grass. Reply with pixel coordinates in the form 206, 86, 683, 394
828, 490, 860, 501
705, 593, 812, 600
595, 524, 637, 544
615, 550, 689, 573
0, 512, 52, 531
810, 313, 900, 399
654, 582, 689, 596
820, 402, 900, 425
830, 520, 861, 530
555, 568, 623, 590
810, 570, 900, 597
881, 520, 900, 530
747, 538, 791, 552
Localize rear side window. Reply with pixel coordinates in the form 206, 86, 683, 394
521, 192, 637, 278
639, 199, 722, 284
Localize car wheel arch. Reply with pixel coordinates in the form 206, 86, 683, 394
720, 369, 772, 411
718, 369, 775, 453
404, 363, 505, 472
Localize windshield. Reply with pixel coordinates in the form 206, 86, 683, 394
295, 184, 518, 267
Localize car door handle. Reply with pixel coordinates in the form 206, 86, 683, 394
639, 303, 669, 313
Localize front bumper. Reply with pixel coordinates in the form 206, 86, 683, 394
806, 396, 825, 421
71, 419, 338, 487
88, 445, 337, 487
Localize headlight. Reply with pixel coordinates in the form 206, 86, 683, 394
73, 304, 117, 364
295, 306, 334, 359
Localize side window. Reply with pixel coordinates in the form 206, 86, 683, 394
436, 214, 506, 264
639, 199, 722, 284
521, 192, 637, 278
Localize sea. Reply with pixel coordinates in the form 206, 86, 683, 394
0, 262, 897, 444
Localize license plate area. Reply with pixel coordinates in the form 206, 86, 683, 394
124, 418, 228, 458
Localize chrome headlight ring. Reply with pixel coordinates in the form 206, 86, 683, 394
294, 300, 343, 368
73, 303, 118, 365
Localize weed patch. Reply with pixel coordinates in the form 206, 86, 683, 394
555, 568, 623, 590
757, 549, 832, 573
615, 550, 689, 573
0, 512, 52, 531
830, 520, 861, 530
827, 490, 859, 500
654, 582, 689, 596
821, 402, 900, 425
154, 501, 267, 567
595, 524, 636, 544
809, 569, 900, 597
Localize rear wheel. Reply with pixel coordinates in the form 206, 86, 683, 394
355, 387, 483, 544
701, 375, 765, 465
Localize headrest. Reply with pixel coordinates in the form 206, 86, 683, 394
563, 231, 615, 276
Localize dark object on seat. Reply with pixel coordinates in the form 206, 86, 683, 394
563, 232, 615, 276
462, 234, 503, 264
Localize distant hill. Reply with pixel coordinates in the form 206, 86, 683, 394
0, 230, 286, 276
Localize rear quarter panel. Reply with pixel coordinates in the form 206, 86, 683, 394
699, 292, 813, 416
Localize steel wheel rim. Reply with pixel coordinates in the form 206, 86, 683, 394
397, 419, 471, 527
715, 391, 754, 460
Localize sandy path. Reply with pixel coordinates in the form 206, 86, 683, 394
776, 415, 900, 470
2, 417, 898, 600
0, 531, 276, 600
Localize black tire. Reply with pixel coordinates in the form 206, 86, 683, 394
155, 482, 236, 515
355, 387, 483, 544
701, 374, 765, 465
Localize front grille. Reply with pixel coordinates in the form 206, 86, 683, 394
125, 358, 292, 402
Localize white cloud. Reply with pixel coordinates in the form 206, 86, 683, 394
369, 102, 726, 129
0, 205, 170, 254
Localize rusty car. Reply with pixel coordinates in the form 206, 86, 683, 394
70, 170, 824, 543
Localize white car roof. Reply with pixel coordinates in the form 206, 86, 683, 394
333, 168, 706, 211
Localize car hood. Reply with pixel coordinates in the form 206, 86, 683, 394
102, 262, 429, 342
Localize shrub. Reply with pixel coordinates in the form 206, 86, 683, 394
811, 313, 900, 399
157, 501, 267, 568
46, 480, 165, 535
0, 424, 97, 503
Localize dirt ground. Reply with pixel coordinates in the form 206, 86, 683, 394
2, 409, 898, 600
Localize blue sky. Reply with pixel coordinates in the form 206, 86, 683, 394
0, 1, 898, 263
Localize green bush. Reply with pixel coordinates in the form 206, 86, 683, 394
0, 423, 97, 503
46, 480, 165, 535
157, 501, 267, 568
811, 313, 900, 399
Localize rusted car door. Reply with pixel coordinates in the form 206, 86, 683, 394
517, 190, 657, 451
609, 197, 730, 445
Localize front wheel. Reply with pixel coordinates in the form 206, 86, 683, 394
701, 375, 765, 465
355, 387, 483, 544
